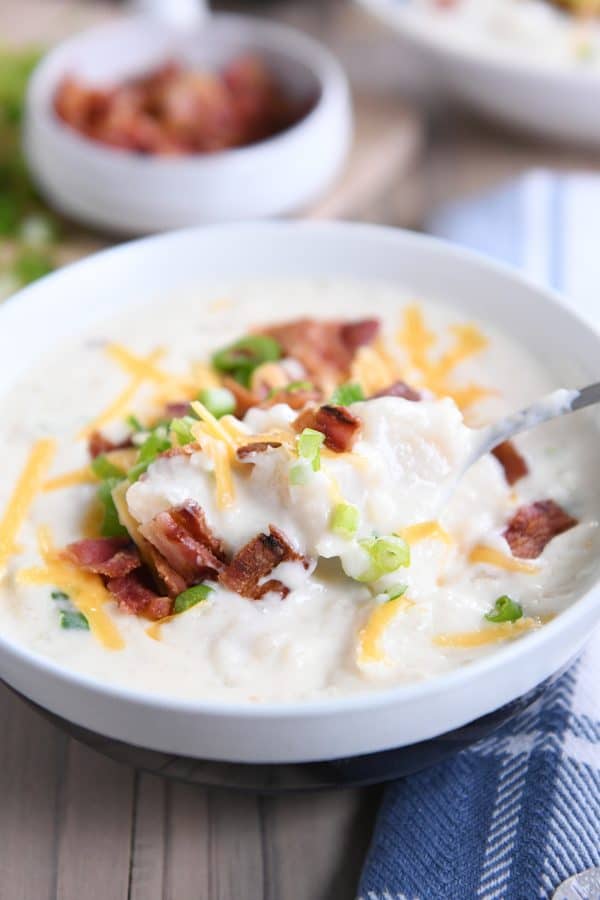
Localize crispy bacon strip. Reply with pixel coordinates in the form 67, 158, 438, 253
106, 572, 172, 621
504, 500, 578, 559
492, 441, 529, 486
294, 404, 361, 453
141, 501, 227, 587
220, 525, 308, 599
64, 538, 140, 578
236, 441, 282, 460
88, 431, 134, 459
259, 318, 380, 383
370, 381, 421, 401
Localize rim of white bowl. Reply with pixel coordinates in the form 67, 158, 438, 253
1, 220, 599, 720
358, 0, 600, 87
27, 12, 348, 169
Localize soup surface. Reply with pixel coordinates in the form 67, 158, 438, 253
0, 278, 598, 703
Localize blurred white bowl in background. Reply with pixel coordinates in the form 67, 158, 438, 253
24, 13, 352, 235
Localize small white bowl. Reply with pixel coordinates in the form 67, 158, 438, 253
24, 14, 352, 234
1, 221, 600, 767
358, 0, 600, 146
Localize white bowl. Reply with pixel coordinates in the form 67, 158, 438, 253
24, 14, 352, 234
358, 0, 600, 145
1, 221, 600, 765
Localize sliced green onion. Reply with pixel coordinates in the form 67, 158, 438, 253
331, 503, 359, 538
356, 535, 411, 582
173, 584, 213, 614
90, 454, 124, 479
97, 478, 128, 538
170, 416, 197, 447
197, 387, 235, 419
382, 584, 408, 602
330, 383, 365, 406
128, 430, 171, 482
289, 461, 312, 486
484, 595, 523, 624
212, 335, 282, 386
125, 414, 143, 432
51, 590, 69, 602
59, 610, 90, 630
297, 427, 325, 472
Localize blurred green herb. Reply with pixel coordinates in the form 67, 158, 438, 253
0, 46, 61, 300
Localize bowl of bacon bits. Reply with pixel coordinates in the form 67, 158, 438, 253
24, 13, 351, 232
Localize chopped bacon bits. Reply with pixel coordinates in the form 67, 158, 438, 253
141, 501, 227, 587
106, 572, 172, 621
54, 56, 311, 157
504, 500, 578, 559
236, 441, 282, 461
64, 537, 140, 579
370, 381, 421, 402
293, 404, 361, 452
492, 441, 529, 486
88, 431, 133, 459
259, 318, 380, 383
164, 401, 192, 419
260, 387, 322, 411
219, 525, 308, 600
222, 376, 261, 417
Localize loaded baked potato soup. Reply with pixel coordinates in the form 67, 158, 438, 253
0, 280, 598, 702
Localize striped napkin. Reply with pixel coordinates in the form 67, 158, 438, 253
358, 172, 600, 900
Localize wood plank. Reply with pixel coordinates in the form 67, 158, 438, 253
207, 791, 264, 900
0, 685, 65, 900
129, 773, 167, 900
262, 787, 382, 900
55, 740, 135, 900
162, 782, 211, 900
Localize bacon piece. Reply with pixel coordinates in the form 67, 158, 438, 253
158, 442, 201, 461
222, 376, 261, 417
88, 431, 134, 459
106, 572, 172, 620
293, 404, 361, 453
64, 538, 140, 578
164, 401, 192, 419
141, 501, 227, 586
220, 525, 308, 600
492, 441, 529, 486
145, 544, 188, 597
503, 500, 578, 559
259, 318, 380, 383
236, 441, 282, 460
370, 381, 421, 402
260, 387, 322, 411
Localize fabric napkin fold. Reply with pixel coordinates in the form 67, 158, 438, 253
358, 172, 600, 900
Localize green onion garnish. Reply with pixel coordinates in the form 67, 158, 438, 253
212, 335, 282, 386
97, 478, 128, 538
484, 595, 523, 624
173, 584, 213, 614
170, 416, 197, 447
127, 429, 171, 482
197, 387, 235, 419
297, 427, 325, 472
90, 454, 124, 479
59, 610, 90, 630
125, 414, 143, 432
357, 536, 411, 582
51, 590, 69, 602
330, 383, 365, 406
382, 584, 408, 602
289, 461, 311, 486
331, 502, 359, 538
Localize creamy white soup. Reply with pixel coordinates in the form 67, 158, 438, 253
0, 279, 598, 703
414, 1, 600, 67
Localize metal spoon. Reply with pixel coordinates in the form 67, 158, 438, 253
444, 382, 600, 503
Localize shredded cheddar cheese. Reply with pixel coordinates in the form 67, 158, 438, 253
396, 305, 491, 410
204, 437, 235, 509
399, 521, 453, 546
17, 527, 124, 650
469, 544, 539, 574
350, 344, 398, 395
358, 595, 414, 664
434, 617, 544, 648
146, 615, 175, 641
0, 438, 56, 579
43, 466, 97, 492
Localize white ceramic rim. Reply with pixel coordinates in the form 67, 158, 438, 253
357, 0, 600, 86
1, 220, 599, 728
26, 12, 344, 171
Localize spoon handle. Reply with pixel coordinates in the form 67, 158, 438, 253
572, 380, 600, 413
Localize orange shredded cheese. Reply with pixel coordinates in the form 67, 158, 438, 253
358, 595, 414, 664
434, 617, 544, 648
469, 544, 539, 574
399, 521, 453, 546
43, 466, 97, 492
17, 527, 124, 650
146, 615, 176, 641
0, 438, 56, 578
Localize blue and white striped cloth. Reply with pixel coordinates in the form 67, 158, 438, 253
358, 172, 600, 900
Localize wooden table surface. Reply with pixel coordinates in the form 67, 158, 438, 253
3, 2, 600, 899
